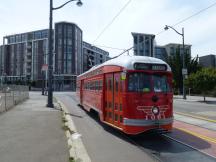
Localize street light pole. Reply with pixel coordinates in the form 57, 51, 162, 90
47, 0, 54, 107
182, 27, 186, 99
47, 0, 83, 108
164, 25, 187, 100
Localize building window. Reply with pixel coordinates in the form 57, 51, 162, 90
68, 61, 72, 73
134, 36, 137, 44
16, 35, 22, 42
21, 34, 27, 42
41, 30, 48, 38
58, 39, 62, 45
58, 26, 62, 35
10, 36, 15, 43
68, 27, 72, 36
67, 46, 72, 53
139, 36, 143, 43
68, 53, 72, 59
68, 39, 72, 45
34, 31, 42, 39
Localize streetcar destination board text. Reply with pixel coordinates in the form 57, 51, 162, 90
134, 63, 167, 71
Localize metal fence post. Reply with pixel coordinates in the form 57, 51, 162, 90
4, 86, 6, 111
12, 85, 14, 105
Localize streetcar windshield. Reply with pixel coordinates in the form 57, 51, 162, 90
128, 73, 171, 92
128, 73, 151, 92
153, 74, 170, 92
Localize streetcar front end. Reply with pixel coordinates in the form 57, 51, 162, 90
122, 63, 173, 135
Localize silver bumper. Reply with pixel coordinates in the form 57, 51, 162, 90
123, 117, 173, 126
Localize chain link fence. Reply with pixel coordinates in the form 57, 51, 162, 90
0, 85, 29, 113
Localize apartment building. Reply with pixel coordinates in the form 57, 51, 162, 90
199, 54, 216, 68
1, 29, 48, 85
132, 32, 155, 57
82, 41, 109, 72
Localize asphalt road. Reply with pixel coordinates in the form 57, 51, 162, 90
174, 99, 216, 120
55, 92, 216, 162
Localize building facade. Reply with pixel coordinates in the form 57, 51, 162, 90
54, 22, 83, 91
83, 41, 109, 72
132, 32, 155, 57
154, 46, 168, 61
2, 29, 48, 85
0, 22, 110, 90
199, 54, 216, 68
164, 43, 191, 58
54, 22, 83, 75
0, 45, 3, 75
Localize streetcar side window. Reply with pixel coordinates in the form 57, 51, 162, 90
91, 81, 93, 90
115, 78, 119, 92
106, 79, 108, 90
95, 81, 99, 91
88, 82, 90, 90
99, 80, 102, 91
109, 79, 112, 91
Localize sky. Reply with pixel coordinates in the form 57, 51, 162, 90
0, 0, 216, 58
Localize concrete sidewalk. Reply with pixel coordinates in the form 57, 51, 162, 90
174, 95, 216, 104
174, 113, 216, 131
0, 92, 69, 162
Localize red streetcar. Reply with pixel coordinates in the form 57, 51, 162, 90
76, 55, 173, 135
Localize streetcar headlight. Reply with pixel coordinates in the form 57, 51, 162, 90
152, 106, 159, 115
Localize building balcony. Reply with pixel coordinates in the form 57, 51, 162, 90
26, 59, 31, 63
27, 45, 32, 49
26, 52, 32, 56
26, 72, 31, 75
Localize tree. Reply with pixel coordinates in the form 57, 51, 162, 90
186, 68, 216, 101
166, 47, 201, 94
166, 48, 182, 94
187, 55, 202, 74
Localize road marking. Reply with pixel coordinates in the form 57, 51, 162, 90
175, 127, 216, 144
175, 112, 216, 123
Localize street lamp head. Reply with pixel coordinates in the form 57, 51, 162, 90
76, 0, 83, 7
164, 25, 169, 30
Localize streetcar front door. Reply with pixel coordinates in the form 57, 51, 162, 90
105, 73, 114, 124
80, 80, 84, 105
104, 73, 123, 127
113, 73, 123, 127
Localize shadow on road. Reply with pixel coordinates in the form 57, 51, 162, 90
82, 106, 212, 157
197, 100, 216, 105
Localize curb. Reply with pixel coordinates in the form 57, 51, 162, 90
57, 99, 91, 162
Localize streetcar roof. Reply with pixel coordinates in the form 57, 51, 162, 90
79, 55, 171, 77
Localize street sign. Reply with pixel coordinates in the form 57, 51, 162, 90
42, 64, 48, 71
182, 68, 188, 75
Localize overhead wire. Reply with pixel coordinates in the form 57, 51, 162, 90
112, 1, 216, 59
92, 44, 126, 51
93, 0, 132, 43
156, 1, 216, 35
93, 1, 216, 59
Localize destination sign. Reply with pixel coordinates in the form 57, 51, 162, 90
152, 65, 167, 71
134, 63, 167, 71
134, 63, 149, 70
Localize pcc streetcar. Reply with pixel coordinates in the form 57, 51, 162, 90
76, 55, 173, 135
